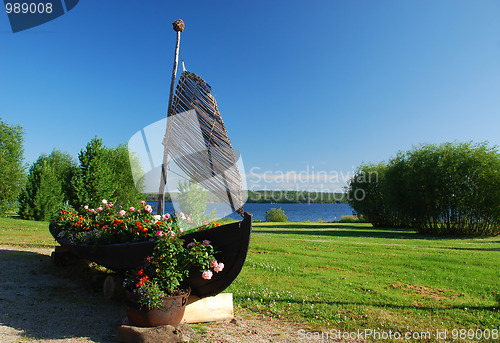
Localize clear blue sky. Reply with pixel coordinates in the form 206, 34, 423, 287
1, 0, 499, 192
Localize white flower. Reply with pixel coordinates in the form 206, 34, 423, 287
153, 215, 162, 221
102, 199, 108, 204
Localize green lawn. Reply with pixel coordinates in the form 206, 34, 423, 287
0, 216, 55, 247
227, 222, 500, 341
1, 217, 499, 341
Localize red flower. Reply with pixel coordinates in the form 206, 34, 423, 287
136, 275, 149, 287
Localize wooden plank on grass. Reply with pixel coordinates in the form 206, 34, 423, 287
182, 293, 233, 323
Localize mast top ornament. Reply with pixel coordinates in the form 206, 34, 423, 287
172, 19, 185, 32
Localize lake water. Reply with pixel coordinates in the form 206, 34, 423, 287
154, 202, 355, 222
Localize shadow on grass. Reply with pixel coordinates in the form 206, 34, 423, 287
254, 224, 425, 240
0, 249, 122, 342
239, 293, 500, 313
253, 223, 500, 243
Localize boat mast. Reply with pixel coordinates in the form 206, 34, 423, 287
157, 19, 184, 215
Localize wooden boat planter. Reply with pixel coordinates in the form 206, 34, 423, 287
50, 212, 251, 298
181, 212, 252, 298
51, 19, 251, 300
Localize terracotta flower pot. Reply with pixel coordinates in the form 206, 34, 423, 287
125, 289, 190, 327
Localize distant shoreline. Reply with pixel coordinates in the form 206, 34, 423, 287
145, 190, 349, 205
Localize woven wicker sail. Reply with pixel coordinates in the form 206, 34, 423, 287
162, 71, 244, 215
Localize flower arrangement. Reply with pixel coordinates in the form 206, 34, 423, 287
50, 199, 221, 244
122, 228, 224, 310
50, 199, 225, 311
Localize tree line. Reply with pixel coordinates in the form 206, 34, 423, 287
347, 142, 500, 236
246, 190, 348, 204
0, 117, 143, 220
144, 190, 349, 204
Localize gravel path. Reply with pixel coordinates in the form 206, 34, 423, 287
0, 246, 357, 343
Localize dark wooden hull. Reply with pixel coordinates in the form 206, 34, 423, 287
181, 212, 252, 297
51, 235, 157, 272
50, 212, 252, 298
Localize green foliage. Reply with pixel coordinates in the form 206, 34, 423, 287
347, 163, 394, 227
337, 215, 369, 223
264, 207, 288, 222
177, 180, 215, 225
107, 144, 144, 207
348, 142, 500, 236
71, 137, 116, 210
0, 118, 25, 216
46, 149, 78, 202
123, 236, 221, 310
18, 150, 77, 221
18, 159, 62, 221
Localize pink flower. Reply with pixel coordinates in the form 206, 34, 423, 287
179, 212, 186, 220
156, 230, 164, 236
214, 263, 224, 273
145, 205, 153, 213
84, 205, 89, 210
187, 242, 195, 248
129, 207, 135, 212
202, 240, 211, 246
201, 270, 213, 280
141, 200, 146, 205
164, 213, 171, 219
210, 260, 218, 269
187, 216, 191, 222
119, 210, 126, 216
179, 228, 184, 233
97, 207, 103, 212
170, 231, 175, 237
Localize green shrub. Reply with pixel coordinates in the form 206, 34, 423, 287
347, 163, 398, 227
348, 142, 500, 236
19, 150, 77, 221
264, 208, 288, 222
338, 215, 369, 223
